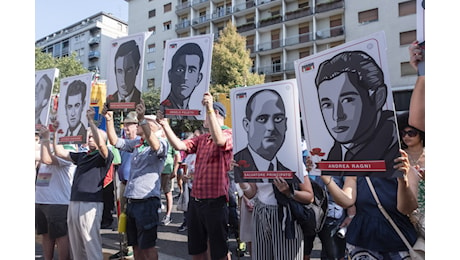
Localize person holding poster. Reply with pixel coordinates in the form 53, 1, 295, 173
107, 39, 142, 108
156, 93, 233, 260
160, 42, 204, 120
315, 51, 420, 258
63, 79, 88, 142
35, 74, 53, 128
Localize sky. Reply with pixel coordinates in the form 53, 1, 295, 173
35, 0, 129, 41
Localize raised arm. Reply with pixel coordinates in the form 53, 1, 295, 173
156, 110, 187, 151
87, 107, 109, 159
202, 92, 226, 146
395, 149, 419, 215
39, 126, 58, 165
53, 120, 72, 162
136, 99, 160, 151
101, 103, 118, 146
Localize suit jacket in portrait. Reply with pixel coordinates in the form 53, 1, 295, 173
160, 94, 197, 120
107, 88, 141, 103
234, 147, 291, 183
64, 122, 87, 144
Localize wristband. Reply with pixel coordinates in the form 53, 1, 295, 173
207, 109, 215, 115
348, 215, 355, 219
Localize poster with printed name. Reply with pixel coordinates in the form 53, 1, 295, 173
230, 79, 304, 183
159, 34, 214, 120
294, 31, 402, 178
35, 68, 59, 131
56, 72, 93, 144
106, 32, 151, 110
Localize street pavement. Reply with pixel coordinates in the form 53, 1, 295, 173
35, 188, 323, 259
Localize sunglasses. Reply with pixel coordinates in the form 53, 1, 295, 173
401, 129, 418, 137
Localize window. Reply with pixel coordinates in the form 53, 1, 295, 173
272, 56, 281, 73
147, 61, 156, 70
163, 21, 171, 31
299, 48, 310, 58
147, 78, 155, 89
147, 43, 156, 53
299, 0, 309, 9
358, 8, 378, 24
149, 9, 156, 18
399, 0, 416, 16
164, 3, 172, 13
148, 26, 156, 34
400, 30, 416, 45
400, 61, 416, 76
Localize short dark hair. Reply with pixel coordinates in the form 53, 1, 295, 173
114, 40, 141, 68
315, 50, 386, 95
245, 89, 284, 120
397, 111, 425, 148
171, 43, 204, 71
66, 80, 87, 104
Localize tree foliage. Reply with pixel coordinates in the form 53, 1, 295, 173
210, 22, 265, 96
35, 47, 89, 93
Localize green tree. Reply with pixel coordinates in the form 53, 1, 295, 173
35, 47, 89, 93
210, 22, 265, 95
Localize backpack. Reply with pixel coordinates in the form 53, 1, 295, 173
288, 179, 328, 236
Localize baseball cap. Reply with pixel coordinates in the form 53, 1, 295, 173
213, 102, 226, 118
123, 111, 138, 124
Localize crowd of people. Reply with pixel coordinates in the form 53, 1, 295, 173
35, 41, 425, 260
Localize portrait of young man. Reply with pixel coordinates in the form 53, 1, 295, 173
160, 34, 213, 120
295, 32, 401, 178
56, 73, 93, 144
231, 80, 304, 183
106, 33, 149, 110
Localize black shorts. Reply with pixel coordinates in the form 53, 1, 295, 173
188, 196, 229, 259
126, 197, 161, 249
35, 204, 69, 239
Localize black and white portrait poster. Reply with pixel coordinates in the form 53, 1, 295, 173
35, 68, 59, 131
159, 34, 214, 120
106, 32, 151, 110
56, 72, 93, 144
230, 79, 304, 183
294, 31, 402, 178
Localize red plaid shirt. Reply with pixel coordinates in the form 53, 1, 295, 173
184, 128, 233, 201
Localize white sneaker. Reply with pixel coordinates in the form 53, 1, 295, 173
161, 215, 171, 226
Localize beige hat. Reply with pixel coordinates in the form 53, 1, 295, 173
144, 115, 157, 122
123, 111, 138, 124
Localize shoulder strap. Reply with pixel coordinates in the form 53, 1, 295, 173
365, 177, 414, 251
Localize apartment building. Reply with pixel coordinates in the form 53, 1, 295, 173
126, 0, 418, 111
35, 12, 128, 80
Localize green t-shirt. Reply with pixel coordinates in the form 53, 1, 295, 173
162, 141, 179, 174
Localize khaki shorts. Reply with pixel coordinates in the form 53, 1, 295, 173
161, 174, 175, 193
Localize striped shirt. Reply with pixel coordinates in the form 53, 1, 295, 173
184, 128, 233, 200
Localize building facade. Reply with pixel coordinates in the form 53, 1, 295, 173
126, 0, 418, 112
35, 12, 128, 80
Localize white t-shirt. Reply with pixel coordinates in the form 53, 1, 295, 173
256, 163, 308, 206
35, 157, 76, 205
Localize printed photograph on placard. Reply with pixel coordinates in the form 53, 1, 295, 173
294, 31, 402, 178
230, 79, 304, 183
35, 68, 59, 131
106, 32, 151, 110
56, 72, 93, 144
159, 34, 213, 120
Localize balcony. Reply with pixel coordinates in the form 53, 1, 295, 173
237, 22, 256, 33
88, 37, 100, 45
259, 15, 282, 28
192, 15, 211, 27
285, 7, 311, 21
212, 7, 232, 20
257, 39, 281, 52
316, 25, 344, 39
284, 32, 313, 46
191, 0, 209, 9
176, 1, 192, 12
315, 0, 344, 13
258, 63, 283, 75
88, 51, 100, 60
176, 20, 191, 30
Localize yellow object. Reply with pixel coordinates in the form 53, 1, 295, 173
118, 212, 127, 233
